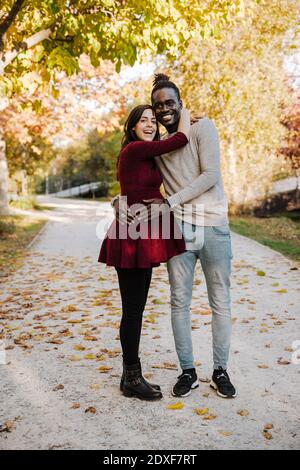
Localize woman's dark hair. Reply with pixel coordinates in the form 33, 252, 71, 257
151, 73, 181, 101
116, 104, 160, 180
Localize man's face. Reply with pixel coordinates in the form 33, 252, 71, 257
151, 87, 182, 130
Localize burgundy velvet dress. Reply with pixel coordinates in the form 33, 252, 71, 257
98, 132, 187, 268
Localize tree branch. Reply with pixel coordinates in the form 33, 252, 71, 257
0, 0, 25, 50
0, 28, 52, 74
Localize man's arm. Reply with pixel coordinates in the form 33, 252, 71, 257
111, 194, 134, 224
166, 118, 220, 208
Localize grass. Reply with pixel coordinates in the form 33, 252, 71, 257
0, 214, 46, 278
229, 211, 300, 263
9, 195, 54, 211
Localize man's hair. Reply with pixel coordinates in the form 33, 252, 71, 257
151, 73, 181, 101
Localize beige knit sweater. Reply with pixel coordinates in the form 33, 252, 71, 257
155, 117, 229, 226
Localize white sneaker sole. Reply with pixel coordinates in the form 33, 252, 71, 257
210, 380, 237, 398
171, 380, 199, 398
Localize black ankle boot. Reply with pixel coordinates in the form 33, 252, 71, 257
120, 367, 161, 392
122, 361, 163, 400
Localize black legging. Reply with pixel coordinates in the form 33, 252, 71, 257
115, 267, 152, 365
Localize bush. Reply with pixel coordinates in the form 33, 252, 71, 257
108, 181, 120, 198
0, 219, 16, 237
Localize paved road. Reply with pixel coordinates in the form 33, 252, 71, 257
0, 196, 299, 450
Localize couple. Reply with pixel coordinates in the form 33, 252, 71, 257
98, 73, 236, 401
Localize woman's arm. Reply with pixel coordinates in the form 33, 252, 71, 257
125, 109, 190, 160
177, 107, 190, 139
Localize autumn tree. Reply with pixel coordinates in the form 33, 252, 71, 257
166, 0, 300, 212
279, 95, 300, 205
0, 0, 250, 214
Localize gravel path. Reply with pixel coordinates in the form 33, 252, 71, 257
0, 196, 299, 450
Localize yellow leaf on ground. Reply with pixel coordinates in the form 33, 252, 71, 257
84, 335, 98, 341
203, 414, 217, 420
97, 366, 112, 373
74, 344, 86, 351
194, 408, 209, 416
237, 409, 249, 417
66, 305, 77, 311
71, 403, 80, 409
219, 431, 232, 437
89, 384, 100, 390
167, 402, 184, 410
152, 362, 177, 370
69, 355, 81, 361
84, 353, 96, 360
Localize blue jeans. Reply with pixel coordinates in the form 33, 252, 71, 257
167, 222, 233, 371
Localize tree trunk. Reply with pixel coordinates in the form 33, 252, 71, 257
21, 169, 28, 195
0, 131, 10, 215
227, 134, 243, 211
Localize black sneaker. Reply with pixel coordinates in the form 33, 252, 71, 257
172, 368, 199, 397
210, 367, 237, 398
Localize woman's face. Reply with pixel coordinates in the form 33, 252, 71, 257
133, 108, 157, 141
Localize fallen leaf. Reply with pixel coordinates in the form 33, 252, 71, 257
203, 414, 217, 420
264, 423, 274, 430
194, 407, 209, 416
66, 305, 77, 312
0, 420, 15, 433
144, 373, 154, 379
85, 407, 97, 414
69, 355, 81, 361
97, 365, 112, 373
152, 362, 177, 370
89, 384, 100, 390
47, 339, 63, 345
199, 377, 210, 383
262, 430, 273, 440
277, 358, 291, 365
83, 335, 98, 341
256, 271, 266, 276
237, 409, 249, 417
71, 403, 81, 409
84, 353, 96, 360
53, 384, 64, 392
167, 402, 184, 410
219, 431, 232, 437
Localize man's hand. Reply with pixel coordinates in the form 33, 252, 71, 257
191, 115, 203, 125
113, 196, 135, 225
135, 198, 170, 222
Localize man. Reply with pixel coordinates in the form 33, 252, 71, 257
113, 74, 236, 399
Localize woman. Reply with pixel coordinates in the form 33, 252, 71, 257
98, 104, 190, 400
